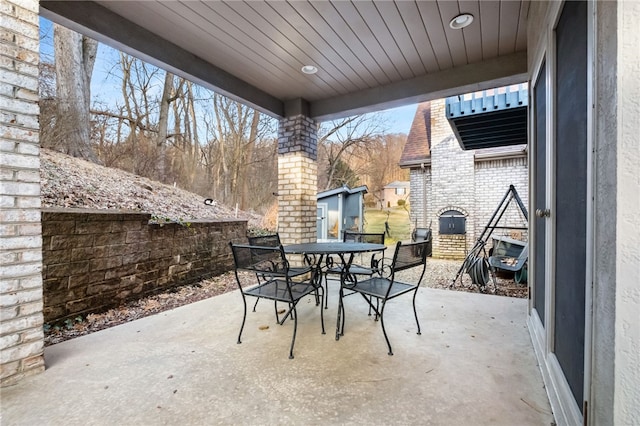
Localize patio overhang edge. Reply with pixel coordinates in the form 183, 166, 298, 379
39, 1, 526, 123
310, 52, 528, 121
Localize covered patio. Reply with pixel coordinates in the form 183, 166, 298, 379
2, 285, 552, 425
2, 1, 639, 424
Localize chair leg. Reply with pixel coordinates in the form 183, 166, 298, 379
372, 297, 381, 320
379, 301, 393, 355
289, 305, 298, 359
319, 287, 326, 335
314, 270, 322, 307
324, 273, 329, 309
238, 297, 248, 344
252, 298, 260, 312
412, 290, 422, 335
336, 286, 345, 340
339, 290, 346, 337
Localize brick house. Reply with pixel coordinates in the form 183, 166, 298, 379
400, 99, 528, 260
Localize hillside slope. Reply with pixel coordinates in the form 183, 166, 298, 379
40, 149, 264, 228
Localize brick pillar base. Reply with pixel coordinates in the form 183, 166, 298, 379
277, 115, 318, 245
1, 0, 45, 386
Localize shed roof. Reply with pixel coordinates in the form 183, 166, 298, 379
317, 185, 368, 200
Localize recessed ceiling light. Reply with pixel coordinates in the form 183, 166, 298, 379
301, 65, 318, 74
449, 13, 474, 29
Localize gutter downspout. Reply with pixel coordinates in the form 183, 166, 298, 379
422, 162, 427, 228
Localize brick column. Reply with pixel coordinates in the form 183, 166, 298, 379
0, 0, 45, 386
277, 114, 318, 245
429, 99, 475, 259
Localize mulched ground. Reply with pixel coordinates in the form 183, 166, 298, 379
44, 272, 241, 346
44, 258, 527, 346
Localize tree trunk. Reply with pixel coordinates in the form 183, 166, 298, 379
53, 24, 99, 162
240, 110, 259, 210
213, 95, 230, 202
156, 71, 173, 182
187, 82, 200, 177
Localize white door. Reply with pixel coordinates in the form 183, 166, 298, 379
316, 204, 327, 241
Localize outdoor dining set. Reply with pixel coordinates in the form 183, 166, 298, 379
229, 231, 430, 359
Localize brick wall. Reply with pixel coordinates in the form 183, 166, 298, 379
474, 157, 529, 242
430, 100, 475, 259
277, 114, 318, 245
438, 235, 468, 260
409, 166, 431, 227
407, 99, 529, 260
41, 209, 246, 324
0, 0, 44, 386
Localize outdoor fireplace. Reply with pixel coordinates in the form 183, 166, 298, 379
436, 209, 467, 260
439, 209, 466, 235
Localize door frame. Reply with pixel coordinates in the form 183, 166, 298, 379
317, 203, 328, 241
528, 42, 546, 335
527, 1, 595, 425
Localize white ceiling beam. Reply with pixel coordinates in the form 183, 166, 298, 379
309, 52, 528, 121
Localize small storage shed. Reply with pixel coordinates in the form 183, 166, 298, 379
316, 185, 368, 241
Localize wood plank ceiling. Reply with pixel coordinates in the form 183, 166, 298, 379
40, 1, 530, 120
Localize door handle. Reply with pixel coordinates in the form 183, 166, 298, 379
535, 208, 550, 218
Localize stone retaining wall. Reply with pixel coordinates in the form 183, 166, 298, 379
41, 208, 246, 324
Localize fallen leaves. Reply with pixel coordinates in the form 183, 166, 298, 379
44, 271, 243, 346
39, 149, 263, 227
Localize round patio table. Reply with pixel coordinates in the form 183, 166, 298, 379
284, 242, 385, 256
284, 242, 386, 340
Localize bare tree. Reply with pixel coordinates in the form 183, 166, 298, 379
318, 114, 387, 190
203, 95, 272, 208
155, 71, 174, 182
38, 61, 59, 150
155, 72, 187, 182
47, 41, 281, 214
355, 133, 409, 207
53, 24, 98, 161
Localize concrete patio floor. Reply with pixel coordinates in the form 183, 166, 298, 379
1, 285, 553, 425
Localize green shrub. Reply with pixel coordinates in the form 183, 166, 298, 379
397, 199, 406, 206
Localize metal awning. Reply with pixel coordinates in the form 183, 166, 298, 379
446, 85, 528, 150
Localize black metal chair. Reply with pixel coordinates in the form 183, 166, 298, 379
247, 233, 317, 311
229, 242, 325, 359
324, 231, 386, 308
337, 240, 429, 355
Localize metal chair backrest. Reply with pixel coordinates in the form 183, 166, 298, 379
342, 231, 385, 244
390, 240, 429, 275
229, 243, 289, 278
247, 233, 281, 247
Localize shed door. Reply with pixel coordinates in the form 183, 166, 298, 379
317, 204, 327, 241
